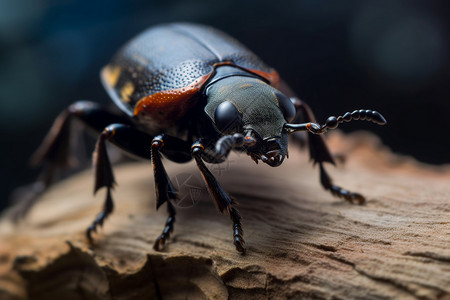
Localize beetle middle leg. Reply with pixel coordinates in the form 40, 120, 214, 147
150, 134, 191, 250
290, 97, 366, 204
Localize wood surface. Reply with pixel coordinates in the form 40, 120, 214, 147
1, 131, 449, 300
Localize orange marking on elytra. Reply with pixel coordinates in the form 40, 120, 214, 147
101, 65, 122, 87
134, 74, 212, 120
120, 82, 134, 103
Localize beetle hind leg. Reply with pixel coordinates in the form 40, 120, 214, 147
9, 101, 130, 221
290, 98, 366, 204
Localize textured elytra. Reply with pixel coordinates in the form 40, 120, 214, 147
102, 23, 276, 116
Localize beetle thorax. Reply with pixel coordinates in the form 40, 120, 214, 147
205, 76, 286, 139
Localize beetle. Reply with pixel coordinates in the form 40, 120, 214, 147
26, 23, 386, 253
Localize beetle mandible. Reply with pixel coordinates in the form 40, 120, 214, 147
27, 23, 386, 253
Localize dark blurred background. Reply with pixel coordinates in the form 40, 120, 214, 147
1, 0, 449, 211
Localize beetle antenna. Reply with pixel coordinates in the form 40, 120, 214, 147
284, 109, 386, 134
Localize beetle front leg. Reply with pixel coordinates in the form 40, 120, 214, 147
191, 140, 245, 253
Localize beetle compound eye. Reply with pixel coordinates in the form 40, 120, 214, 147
275, 92, 296, 122
214, 101, 242, 134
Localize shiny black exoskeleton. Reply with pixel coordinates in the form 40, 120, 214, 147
19, 23, 386, 253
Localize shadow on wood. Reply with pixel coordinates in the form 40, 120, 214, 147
1, 131, 450, 299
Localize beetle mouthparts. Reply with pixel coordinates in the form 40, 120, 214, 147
261, 150, 283, 167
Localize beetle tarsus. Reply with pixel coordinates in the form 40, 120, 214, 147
86, 188, 114, 241
329, 186, 365, 204
319, 163, 365, 205
230, 207, 246, 253
153, 201, 176, 251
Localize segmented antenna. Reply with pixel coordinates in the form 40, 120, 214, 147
312, 109, 386, 134
284, 109, 386, 134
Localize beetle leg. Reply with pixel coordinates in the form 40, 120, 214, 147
151, 135, 178, 209
153, 201, 176, 251
87, 126, 117, 241
289, 98, 366, 204
150, 134, 191, 250
86, 123, 155, 241
319, 163, 365, 204
10, 102, 130, 221
191, 140, 245, 253
31, 101, 131, 168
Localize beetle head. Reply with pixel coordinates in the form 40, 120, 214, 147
205, 76, 296, 167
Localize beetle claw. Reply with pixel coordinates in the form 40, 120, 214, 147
234, 238, 246, 254
350, 193, 365, 205
86, 210, 111, 242
153, 236, 166, 251
329, 185, 366, 205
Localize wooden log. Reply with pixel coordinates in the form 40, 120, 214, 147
1, 131, 450, 300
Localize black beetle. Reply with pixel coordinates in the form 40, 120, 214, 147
25, 23, 386, 253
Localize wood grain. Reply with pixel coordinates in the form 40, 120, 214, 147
1, 131, 450, 300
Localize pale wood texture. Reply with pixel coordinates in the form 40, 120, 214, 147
1, 132, 450, 300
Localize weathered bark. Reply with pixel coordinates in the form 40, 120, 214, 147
1, 131, 449, 300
